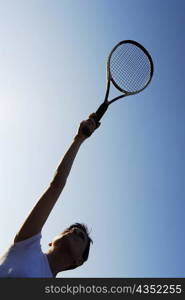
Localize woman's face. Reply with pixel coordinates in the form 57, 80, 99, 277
52, 227, 88, 265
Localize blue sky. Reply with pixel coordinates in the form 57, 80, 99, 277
0, 0, 184, 277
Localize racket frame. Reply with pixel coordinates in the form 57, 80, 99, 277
107, 40, 154, 103
83, 40, 154, 135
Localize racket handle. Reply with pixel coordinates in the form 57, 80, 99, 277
95, 101, 109, 121
82, 102, 109, 137
81, 127, 91, 137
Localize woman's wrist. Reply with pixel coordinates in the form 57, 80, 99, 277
74, 134, 86, 144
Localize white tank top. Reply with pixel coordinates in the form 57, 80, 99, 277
0, 233, 52, 277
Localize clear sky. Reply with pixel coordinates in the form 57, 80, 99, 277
0, 0, 184, 278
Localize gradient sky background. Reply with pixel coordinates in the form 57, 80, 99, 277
0, 0, 184, 278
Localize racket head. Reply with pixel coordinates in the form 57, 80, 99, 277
107, 40, 154, 95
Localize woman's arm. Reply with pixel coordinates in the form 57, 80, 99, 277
14, 116, 99, 243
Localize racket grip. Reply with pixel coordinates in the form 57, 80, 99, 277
82, 126, 92, 137
82, 102, 109, 137
95, 101, 109, 121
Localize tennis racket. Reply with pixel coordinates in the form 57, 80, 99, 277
82, 40, 154, 136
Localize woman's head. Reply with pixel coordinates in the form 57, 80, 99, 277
48, 223, 93, 271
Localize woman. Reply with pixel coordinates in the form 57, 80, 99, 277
0, 114, 100, 277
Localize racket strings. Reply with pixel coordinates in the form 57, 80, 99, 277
112, 47, 150, 91
111, 45, 150, 90
110, 43, 152, 92
112, 49, 150, 91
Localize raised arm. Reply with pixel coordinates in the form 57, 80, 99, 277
14, 115, 100, 243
